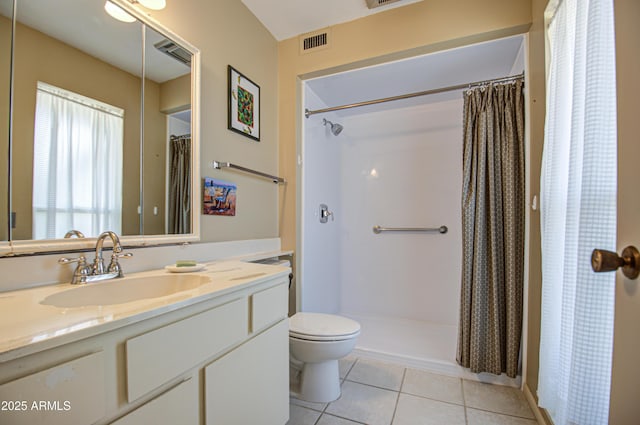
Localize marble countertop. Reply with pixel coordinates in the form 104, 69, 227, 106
0, 259, 290, 363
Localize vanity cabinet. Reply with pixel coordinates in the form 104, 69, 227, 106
0, 275, 289, 425
205, 284, 290, 425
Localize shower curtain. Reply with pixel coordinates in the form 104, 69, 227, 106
457, 79, 525, 378
168, 135, 191, 234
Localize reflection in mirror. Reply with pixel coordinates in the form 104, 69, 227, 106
0, 0, 12, 242
143, 25, 192, 235
3, 0, 198, 252
11, 0, 144, 240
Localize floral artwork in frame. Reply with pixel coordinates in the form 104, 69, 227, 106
228, 65, 260, 141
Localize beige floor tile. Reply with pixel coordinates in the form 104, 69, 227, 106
346, 358, 405, 391
291, 357, 536, 425
287, 404, 322, 425
392, 393, 466, 425
290, 395, 328, 412
317, 413, 365, 425
463, 380, 534, 419
339, 355, 358, 379
466, 407, 538, 425
325, 380, 398, 425
402, 369, 464, 405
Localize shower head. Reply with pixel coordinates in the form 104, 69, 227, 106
322, 118, 343, 136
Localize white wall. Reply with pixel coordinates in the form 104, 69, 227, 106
338, 97, 463, 325
300, 88, 342, 313
168, 115, 190, 139
302, 90, 463, 326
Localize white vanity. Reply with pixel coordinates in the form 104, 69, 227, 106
0, 260, 290, 424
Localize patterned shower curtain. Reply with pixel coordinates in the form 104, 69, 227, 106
456, 79, 525, 378
168, 135, 191, 234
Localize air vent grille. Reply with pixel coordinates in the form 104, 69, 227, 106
299, 28, 331, 55
154, 39, 191, 67
304, 33, 327, 51
366, 0, 404, 9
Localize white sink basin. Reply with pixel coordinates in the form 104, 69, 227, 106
41, 274, 212, 308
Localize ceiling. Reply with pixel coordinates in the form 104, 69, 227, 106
241, 0, 425, 41
306, 35, 525, 117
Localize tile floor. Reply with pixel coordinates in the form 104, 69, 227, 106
287, 356, 537, 425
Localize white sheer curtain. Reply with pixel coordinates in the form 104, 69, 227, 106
538, 0, 617, 424
33, 82, 123, 239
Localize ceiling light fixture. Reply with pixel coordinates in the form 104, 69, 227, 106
104, 0, 166, 23
104, 1, 136, 23
136, 0, 166, 10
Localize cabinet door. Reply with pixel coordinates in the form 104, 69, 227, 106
205, 319, 289, 425
0, 351, 105, 425
111, 377, 197, 425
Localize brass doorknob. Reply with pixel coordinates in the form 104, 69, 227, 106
591, 246, 640, 280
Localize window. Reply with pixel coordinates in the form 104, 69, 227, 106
32, 82, 123, 239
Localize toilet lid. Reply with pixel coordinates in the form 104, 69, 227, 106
289, 312, 360, 340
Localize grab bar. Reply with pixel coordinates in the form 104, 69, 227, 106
372, 225, 448, 234
212, 161, 285, 184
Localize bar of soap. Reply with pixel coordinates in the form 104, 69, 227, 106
176, 260, 197, 267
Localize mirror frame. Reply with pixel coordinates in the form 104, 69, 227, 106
1, 0, 201, 256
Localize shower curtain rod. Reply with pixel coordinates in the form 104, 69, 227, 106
170, 134, 191, 140
304, 72, 524, 118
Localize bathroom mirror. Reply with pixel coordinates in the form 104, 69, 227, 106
2, 0, 200, 254
0, 0, 11, 243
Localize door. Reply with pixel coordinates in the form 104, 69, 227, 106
608, 0, 640, 422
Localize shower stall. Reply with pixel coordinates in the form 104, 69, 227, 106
298, 35, 528, 379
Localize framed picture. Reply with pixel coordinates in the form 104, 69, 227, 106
203, 177, 237, 216
228, 65, 260, 141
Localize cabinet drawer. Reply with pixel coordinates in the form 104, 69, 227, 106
112, 377, 197, 425
0, 351, 105, 425
126, 297, 247, 402
251, 282, 288, 333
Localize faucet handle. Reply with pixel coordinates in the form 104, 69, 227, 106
58, 255, 87, 266
108, 251, 133, 277
59, 255, 90, 284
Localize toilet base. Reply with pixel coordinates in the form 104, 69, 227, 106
293, 359, 341, 403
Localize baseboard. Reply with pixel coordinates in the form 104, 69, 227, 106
523, 382, 553, 425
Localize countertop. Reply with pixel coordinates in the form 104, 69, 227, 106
0, 259, 290, 363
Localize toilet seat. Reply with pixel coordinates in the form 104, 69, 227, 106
289, 312, 360, 342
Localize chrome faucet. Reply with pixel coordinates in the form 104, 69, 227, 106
93, 231, 122, 275
59, 231, 132, 284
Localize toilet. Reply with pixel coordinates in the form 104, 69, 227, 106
289, 312, 360, 403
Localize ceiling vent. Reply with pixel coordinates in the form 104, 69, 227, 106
366, 0, 404, 9
154, 39, 191, 66
299, 28, 331, 55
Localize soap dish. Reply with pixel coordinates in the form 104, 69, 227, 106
165, 263, 206, 273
